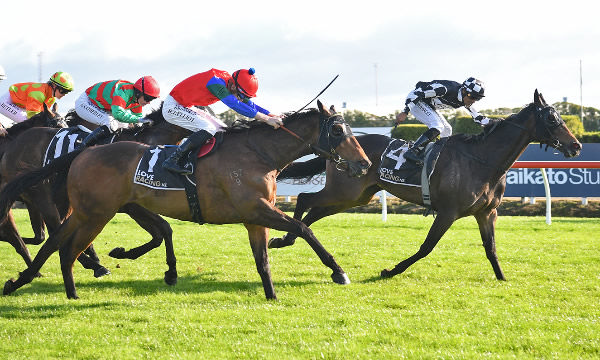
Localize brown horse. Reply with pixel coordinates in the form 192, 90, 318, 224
0, 104, 191, 276
269, 90, 582, 280
1, 101, 371, 299
0, 104, 66, 269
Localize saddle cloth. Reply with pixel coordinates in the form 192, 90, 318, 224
43, 126, 116, 166
132, 138, 217, 191
133, 146, 196, 190
378, 138, 447, 187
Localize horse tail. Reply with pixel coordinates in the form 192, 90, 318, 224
0, 148, 84, 221
278, 157, 327, 180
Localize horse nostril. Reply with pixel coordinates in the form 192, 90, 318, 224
361, 160, 371, 168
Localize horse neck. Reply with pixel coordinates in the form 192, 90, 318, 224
245, 115, 320, 169
474, 113, 535, 174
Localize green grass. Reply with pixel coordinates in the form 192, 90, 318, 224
1, 210, 599, 359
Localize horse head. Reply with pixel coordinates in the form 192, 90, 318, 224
313, 100, 371, 177
39, 103, 67, 128
531, 89, 581, 158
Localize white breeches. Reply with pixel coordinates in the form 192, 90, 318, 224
0, 92, 27, 124
161, 95, 226, 135
409, 101, 453, 138
74, 92, 129, 132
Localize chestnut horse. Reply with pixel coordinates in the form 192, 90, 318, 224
1, 101, 371, 300
0, 105, 191, 276
269, 90, 582, 280
0, 104, 66, 268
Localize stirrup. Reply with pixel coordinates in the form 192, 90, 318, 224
163, 159, 192, 175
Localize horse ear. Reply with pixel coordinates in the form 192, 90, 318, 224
317, 100, 325, 112
329, 105, 337, 114
539, 92, 548, 106
52, 103, 58, 113
534, 89, 541, 105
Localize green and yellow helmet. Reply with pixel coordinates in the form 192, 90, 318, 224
49, 71, 74, 92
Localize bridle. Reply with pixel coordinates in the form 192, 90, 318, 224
279, 112, 354, 171
502, 104, 566, 151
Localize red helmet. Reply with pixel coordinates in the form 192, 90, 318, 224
232, 68, 258, 98
134, 76, 160, 98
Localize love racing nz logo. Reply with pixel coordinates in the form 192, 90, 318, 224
507, 168, 600, 185
135, 170, 168, 188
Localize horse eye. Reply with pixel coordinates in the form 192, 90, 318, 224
331, 124, 344, 136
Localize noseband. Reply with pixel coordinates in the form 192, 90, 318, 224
503, 104, 566, 151
311, 114, 354, 170
534, 105, 565, 150
279, 112, 354, 171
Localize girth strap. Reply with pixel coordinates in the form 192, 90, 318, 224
183, 177, 205, 224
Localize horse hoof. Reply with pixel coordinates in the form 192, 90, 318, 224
3, 279, 16, 295
380, 269, 394, 278
108, 247, 126, 259
94, 267, 111, 278
164, 270, 178, 286
331, 272, 350, 285
267, 237, 295, 249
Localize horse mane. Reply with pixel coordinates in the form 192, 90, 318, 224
65, 109, 83, 126
116, 103, 167, 137
222, 108, 319, 134
449, 103, 536, 145
5, 112, 52, 137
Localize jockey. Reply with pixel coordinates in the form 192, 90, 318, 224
0, 71, 74, 135
396, 77, 491, 163
162, 67, 283, 175
76, 76, 160, 147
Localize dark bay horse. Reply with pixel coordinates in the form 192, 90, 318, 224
0, 105, 191, 276
1, 101, 371, 300
269, 90, 582, 280
0, 105, 67, 269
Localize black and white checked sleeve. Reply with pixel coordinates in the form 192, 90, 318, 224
466, 106, 491, 125
403, 82, 448, 113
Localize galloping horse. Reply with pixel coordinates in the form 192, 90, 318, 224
0, 105, 66, 268
269, 90, 582, 280
0, 105, 191, 276
1, 101, 371, 300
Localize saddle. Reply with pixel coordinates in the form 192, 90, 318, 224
43, 126, 116, 166
132, 132, 224, 224
378, 138, 448, 214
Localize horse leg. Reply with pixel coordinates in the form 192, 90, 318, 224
0, 212, 41, 277
3, 216, 78, 295
254, 205, 349, 285
381, 212, 456, 278
109, 204, 177, 286
58, 218, 111, 299
22, 203, 46, 245
25, 188, 110, 278
269, 187, 378, 249
475, 209, 506, 280
245, 224, 276, 300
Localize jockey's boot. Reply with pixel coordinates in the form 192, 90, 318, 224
403, 128, 441, 164
79, 125, 112, 148
163, 130, 212, 175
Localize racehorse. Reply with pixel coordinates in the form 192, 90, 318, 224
0, 104, 191, 276
0, 104, 66, 269
269, 90, 582, 281
1, 101, 371, 300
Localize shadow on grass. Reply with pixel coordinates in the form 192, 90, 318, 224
0, 272, 324, 311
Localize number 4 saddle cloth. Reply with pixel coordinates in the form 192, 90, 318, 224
378, 138, 447, 187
